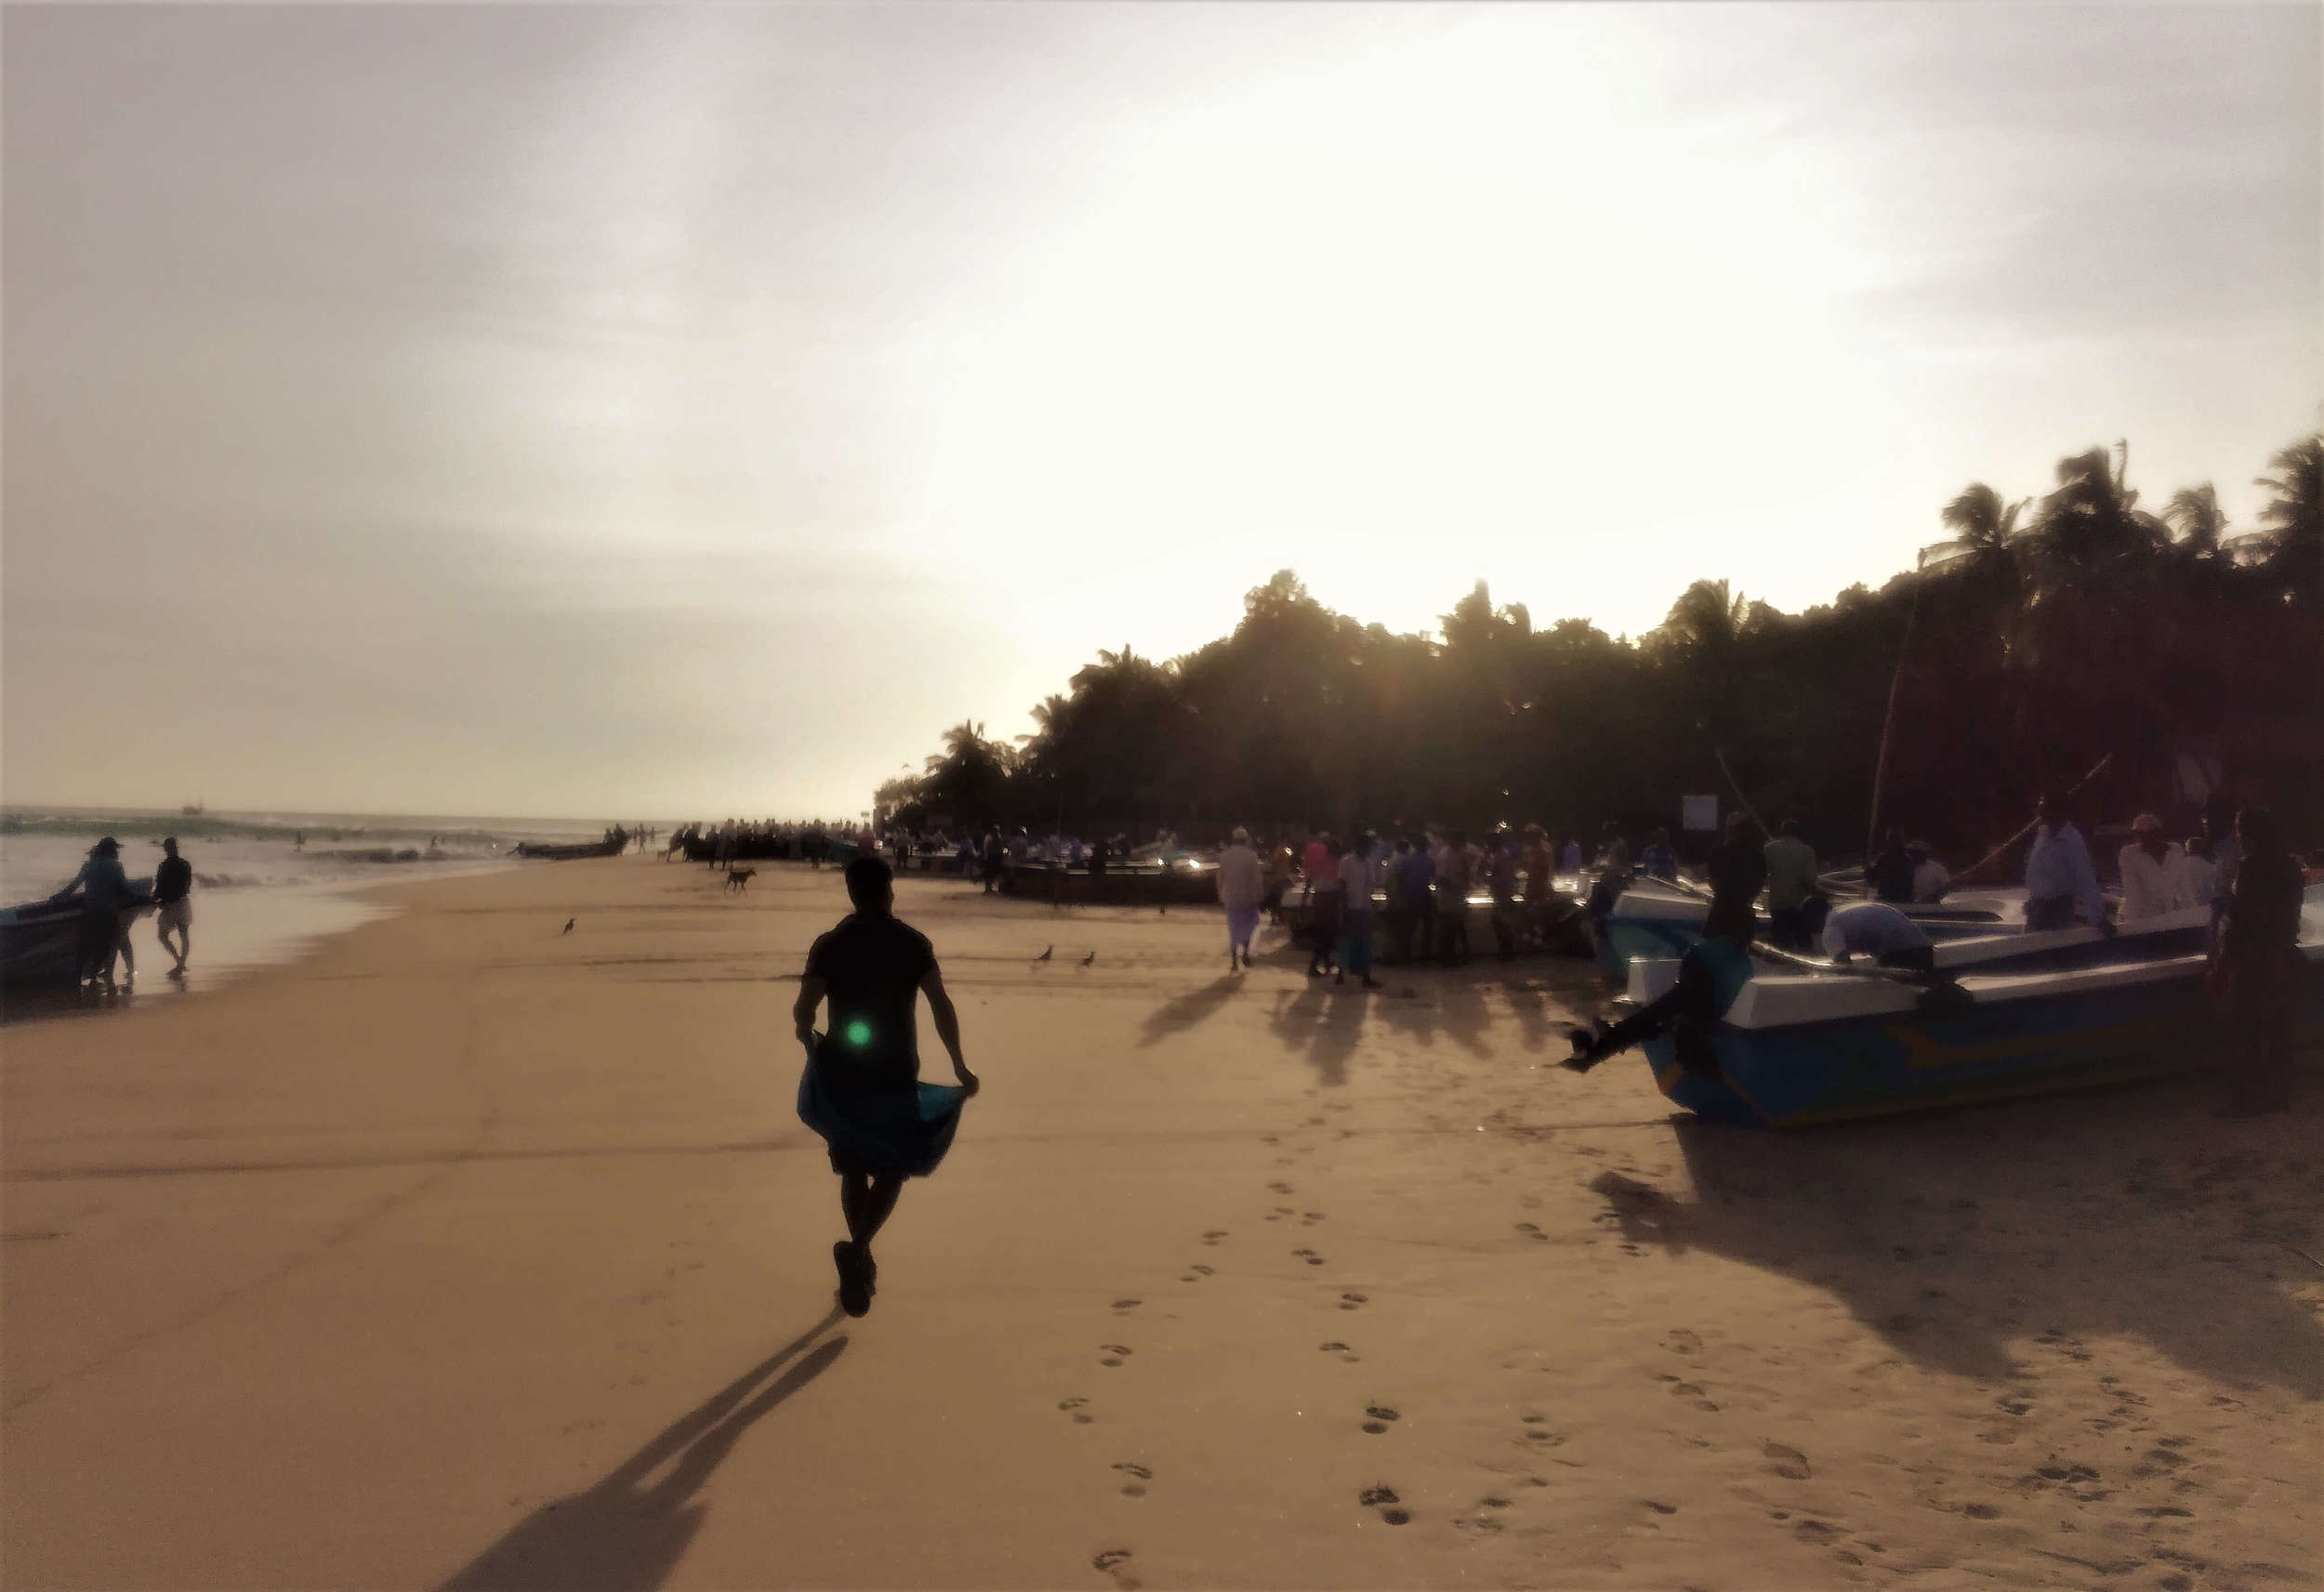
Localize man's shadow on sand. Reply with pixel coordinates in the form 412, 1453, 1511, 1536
436, 1309, 847, 1592
1141, 973, 1243, 1047
1592, 1096, 2323, 1400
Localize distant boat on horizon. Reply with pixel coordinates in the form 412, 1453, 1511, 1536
181, 799, 205, 818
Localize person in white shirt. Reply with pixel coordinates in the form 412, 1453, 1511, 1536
2024, 790, 2110, 933
1336, 833, 1383, 989
1822, 900, 1935, 971
1215, 827, 1265, 971
2116, 812, 2194, 922
2183, 835, 2217, 905
1907, 839, 1951, 903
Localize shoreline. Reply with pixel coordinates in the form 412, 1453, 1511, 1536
4, 857, 2317, 1589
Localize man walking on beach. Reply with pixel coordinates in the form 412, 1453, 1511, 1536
152, 837, 193, 977
792, 856, 979, 1317
1216, 826, 1263, 970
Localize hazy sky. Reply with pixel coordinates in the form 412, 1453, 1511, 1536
6, 3, 2316, 818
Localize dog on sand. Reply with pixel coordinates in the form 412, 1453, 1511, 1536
725, 866, 757, 893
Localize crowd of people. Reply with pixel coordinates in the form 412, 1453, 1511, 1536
1210, 822, 1594, 982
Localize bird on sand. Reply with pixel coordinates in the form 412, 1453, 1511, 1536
562, 918, 575, 934
1081, 951, 1097, 967
1036, 945, 1052, 961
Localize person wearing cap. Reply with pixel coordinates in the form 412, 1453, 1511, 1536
1215, 826, 1264, 971
49, 836, 146, 990
1907, 840, 1951, 903
153, 837, 194, 976
2118, 812, 2194, 922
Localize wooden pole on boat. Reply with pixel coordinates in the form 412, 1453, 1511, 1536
1863, 556, 1927, 895
1712, 744, 1768, 838
1949, 752, 2114, 884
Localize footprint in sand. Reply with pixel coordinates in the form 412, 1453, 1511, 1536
1191, 1264, 1213, 1276
1112, 1299, 1142, 1312
1091, 1546, 1140, 1586
1357, 1485, 1411, 1526
1112, 1462, 1153, 1497
1340, 1292, 1368, 1311
1302, 1212, 1327, 1225
1100, 1345, 1132, 1367
1308, 1115, 1326, 1125
1268, 1181, 1294, 1194
1668, 1328, 1703, 1355
1059, 1397, 1095, 1426
1763, 1441, 1812, 1480
1201, 1230, 1229, 1245
1363, 1404, 1399, 1434
1292, 1247, 1327, 1267
1319, 1341, 1361, 1363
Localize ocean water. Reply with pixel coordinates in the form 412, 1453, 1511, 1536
2, 806, 635, 1012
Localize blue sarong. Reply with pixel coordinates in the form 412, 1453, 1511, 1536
797, 1039, 968, 1178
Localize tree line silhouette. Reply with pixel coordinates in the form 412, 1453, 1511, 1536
882, 432, 2321, 863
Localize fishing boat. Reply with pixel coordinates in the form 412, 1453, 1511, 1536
1593, 881, 2018, 982
1, 899, 153, 990
514, 829, 629, 862
1611, 893, 2322, 1127
2, 900, 93, 989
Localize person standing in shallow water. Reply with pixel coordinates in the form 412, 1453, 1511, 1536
792, 857, 979, 1317
152, 837, 193, 977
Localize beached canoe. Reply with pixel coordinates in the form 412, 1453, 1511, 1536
1620, 896, 2322, 1127
1, 900, 145, 990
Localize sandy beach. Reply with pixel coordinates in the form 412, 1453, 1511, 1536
3, 857, 2317, 1591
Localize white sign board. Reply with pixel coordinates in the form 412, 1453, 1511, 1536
1681, 794, 1720, 832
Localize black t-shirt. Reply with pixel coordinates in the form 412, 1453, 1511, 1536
804, 913, 936, 1093
153, 856, 192, 905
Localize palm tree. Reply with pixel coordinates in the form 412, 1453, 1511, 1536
2162, 483, 2227, 559
1656, 578, 1750, 653
1921, 482, 2025, 576
2249, 432, 2322, 599
2021, 446, 2167, 584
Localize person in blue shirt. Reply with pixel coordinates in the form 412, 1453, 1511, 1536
51, 836, 148, 990
2024, 790, 2111, 934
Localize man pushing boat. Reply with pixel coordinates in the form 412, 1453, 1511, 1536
792, 855, 979, 1317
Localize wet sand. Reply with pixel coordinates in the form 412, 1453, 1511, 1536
3, 858, 2317, 1590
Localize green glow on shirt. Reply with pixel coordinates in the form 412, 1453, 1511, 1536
844, 1019, 873, 1048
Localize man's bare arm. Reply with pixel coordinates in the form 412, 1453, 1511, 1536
794, 974, 825, 1051
920, 967, 978, 1094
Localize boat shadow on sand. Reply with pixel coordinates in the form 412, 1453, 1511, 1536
434, 1309, 847, 1592
1591, 1082, 2324, 1400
